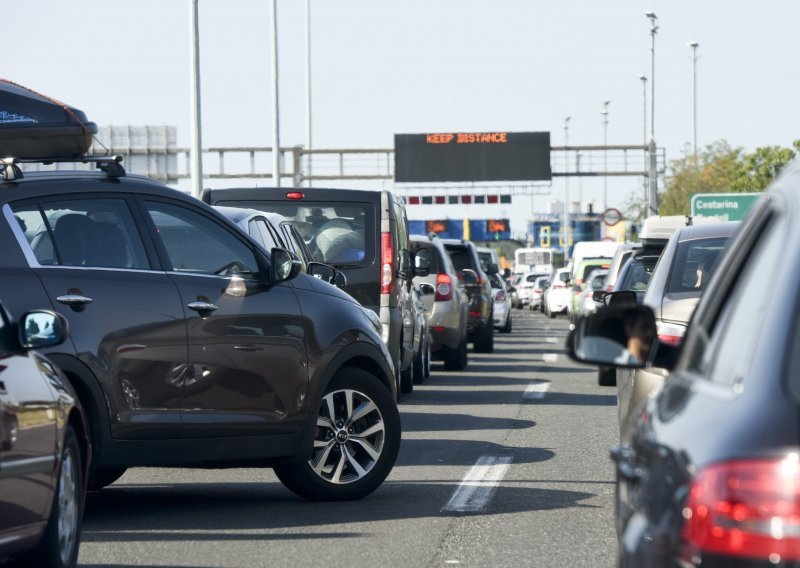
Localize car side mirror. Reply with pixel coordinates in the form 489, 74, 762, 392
308, 261, 347, 288
19, 310, 67, 349
413, 248, 431, 277
460, 268, 478, 285
487, 262, 500, 276
418, 282, 435, 296
271, 248, 302, 284
566, 304, 658, 369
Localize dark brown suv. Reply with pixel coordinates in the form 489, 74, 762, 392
0, 162, 400, 502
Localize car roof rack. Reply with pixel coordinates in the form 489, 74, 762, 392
1, 154, 126, 181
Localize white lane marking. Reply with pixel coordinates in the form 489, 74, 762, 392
542, 353, 558, 363
442, 456, 513, 512
545, 337, 558, 344
524, 381, 550, 399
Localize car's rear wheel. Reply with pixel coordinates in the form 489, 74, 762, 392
24, 425, 84, 568
443, 338, 468, 371
500, 313, 512, 333
412, 337, 426, 384
473, 321, 494, 353
274, 368, 400, 501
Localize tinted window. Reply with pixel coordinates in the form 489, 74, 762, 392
620, 257, 657, 291
145, 202, 259, 278
12, 199, 149, 269
685, 218, 781, 386
221, 201, 372, 267
666, 237, 728, 293
250, 218, 281, 250
445, 246, 476, 272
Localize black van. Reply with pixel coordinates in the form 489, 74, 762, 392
203, 187, 425, 395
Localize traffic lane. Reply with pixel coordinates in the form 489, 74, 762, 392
77, 309, 617, 567
426, 309, 618, 567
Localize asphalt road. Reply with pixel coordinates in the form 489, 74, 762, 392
77, 308, 619, 568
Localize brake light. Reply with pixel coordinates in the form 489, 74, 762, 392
682, 456, 800, 561
657, 321, 686, 346
434, 273, 452, 301
286, 192, 304, 200
469, 310, 482, 317
381, 231, 394, 294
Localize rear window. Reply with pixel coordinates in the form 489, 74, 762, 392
445, 245, 477, 272
620, 256, 658, 291
666, 237, 728, 294
216, 200, 373, 267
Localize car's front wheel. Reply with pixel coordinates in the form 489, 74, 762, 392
274, 367, 400, 501
24, 425, 84, 568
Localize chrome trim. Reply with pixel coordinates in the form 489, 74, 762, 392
0, 455, 56, 478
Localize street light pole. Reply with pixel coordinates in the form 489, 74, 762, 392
646, 11, 658, 215
563, 116, 571, 261
305, 0, 312, 186
270, 0, 281, 187
689, 41, 699, 165
640, 75, 648, 216
189, 0, 203, 199
601, 100, 610, 212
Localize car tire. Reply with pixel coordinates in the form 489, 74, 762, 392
473, 322, 494, 353
500, 313, 512, 333
273, 367, 401, 501
412, 339, 425, 385
423, 337, 432, 378
400, 353, 414, 394
23, 425, 84, 568
87, 467, 127, 491
598, 366, 617, 387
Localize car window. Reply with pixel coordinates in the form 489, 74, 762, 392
684, 216, 782, 386
445, 246, 476, 272
282, 223, 313, 267
666, 237, 728, 293
12, 199, 149, 269
224, 201, 372, 267
250, 218, 281, 251
145, 201, 260, 278
620, 258, 655, 291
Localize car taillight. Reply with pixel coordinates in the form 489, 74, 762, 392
495, 291, 506, 302
469, 310, 482, 317
434, 273, 452, 301
682, 456, 800, 561
381, 232, 394, 294
656, 321, 686, 346
286, 192, 304, 200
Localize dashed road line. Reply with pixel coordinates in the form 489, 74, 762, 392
545, 337, 558, 344
524, 381, 550, 400
442, 456, 513, 512
542, 353, 559, 363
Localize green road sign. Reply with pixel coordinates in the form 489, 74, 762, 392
690, 192, 761, 222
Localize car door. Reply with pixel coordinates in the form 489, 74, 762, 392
0, 323, 60, 535
10, 196, 188, 439
140, 199, 309, 437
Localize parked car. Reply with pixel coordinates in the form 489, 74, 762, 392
489, 272, 513, 333
410, 234, 470, 370
440, 239, 495, 353
0, 304, 90, 568
3, 163, 401, 502
203, 186, 427, 395
543, 267, 571, 318
615, 220, 740, 440
566, 164, 800, 566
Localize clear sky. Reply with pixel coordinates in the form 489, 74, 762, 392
4, 1, 799, 237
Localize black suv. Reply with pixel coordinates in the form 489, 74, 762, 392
202, 187, 429, 395
439, 239, 495, 353
0, 162, 400, 502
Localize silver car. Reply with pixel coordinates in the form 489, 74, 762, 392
410, 234, 470, 370
616, 220, 741, 439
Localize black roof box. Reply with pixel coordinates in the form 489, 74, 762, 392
0, 79, 97, 160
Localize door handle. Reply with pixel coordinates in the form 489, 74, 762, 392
611, 444, 641, 482
187, 301, 218, 317
56, 294, 93, 312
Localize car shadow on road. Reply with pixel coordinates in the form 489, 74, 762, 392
399, 411, 536, 432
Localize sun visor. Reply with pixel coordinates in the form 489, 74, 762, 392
0, 79, 97, 160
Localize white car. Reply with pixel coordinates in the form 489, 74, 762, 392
544, 268, 571, 318
529, 276, 550, 311
490, 273, 513, 333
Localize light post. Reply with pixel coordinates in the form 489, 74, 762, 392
646, 11, 658, 215
270, 0, 281, 187
601, 100, 610, 212
189, 0, 203, 199
305, 0, 312, 186
689, 41, 699, 165
563, 116, 571, 260
640, 74, 648, 215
